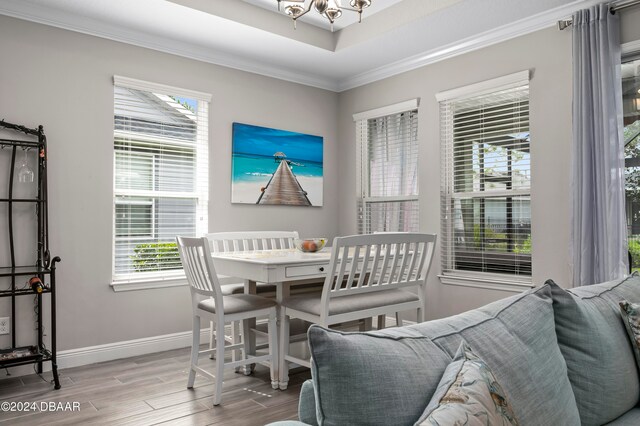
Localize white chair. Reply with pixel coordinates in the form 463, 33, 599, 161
206, 230, 300, 296
176, 236, 278, 405
204, 231, 299, 363
278, 232, 436, 389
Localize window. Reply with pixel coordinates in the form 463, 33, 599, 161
113, 76, 209, 284
438, 71, 531, 286
354, 100, 419, 234
623, 56, 640, 272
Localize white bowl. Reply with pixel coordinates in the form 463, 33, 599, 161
294, 238, 327, 253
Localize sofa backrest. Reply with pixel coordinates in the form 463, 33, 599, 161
308, 285, 580, 426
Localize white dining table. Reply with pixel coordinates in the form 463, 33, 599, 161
210, 248, 332, 383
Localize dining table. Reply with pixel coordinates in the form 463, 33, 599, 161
210, 248, 332, 383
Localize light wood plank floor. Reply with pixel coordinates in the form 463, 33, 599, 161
0, 346, 309, 425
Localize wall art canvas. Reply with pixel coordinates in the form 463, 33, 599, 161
231, 123, 323, 206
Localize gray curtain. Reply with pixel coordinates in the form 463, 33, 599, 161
571, 4, 627, 286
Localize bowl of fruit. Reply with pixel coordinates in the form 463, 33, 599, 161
294, 238, 327, 253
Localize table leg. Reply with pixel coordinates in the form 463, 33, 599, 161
242, 280, 257, 375
277, 281, 290, 390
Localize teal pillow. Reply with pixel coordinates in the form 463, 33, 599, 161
308, 326, 451, 426
548, 279, 640, 426
415, 342, 519, 426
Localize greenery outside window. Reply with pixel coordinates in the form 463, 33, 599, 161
112, 76, 209, 286
623, 57, 640, 272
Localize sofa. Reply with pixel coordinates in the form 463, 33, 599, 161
268, 276, 640, 426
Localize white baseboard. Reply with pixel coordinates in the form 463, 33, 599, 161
56, 328, 212, 370
1, 328, 212, 378
1, 316, 412, 380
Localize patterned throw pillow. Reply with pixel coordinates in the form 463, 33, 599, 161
415, 342, 519, 426
620, 300, 640, 369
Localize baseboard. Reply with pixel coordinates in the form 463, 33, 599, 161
2, 316, 411, 379
56, 328, 213, 370
1, 328, 213, 378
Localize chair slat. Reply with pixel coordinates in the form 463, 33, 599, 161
356, 245, 370, 289
205, 231, 299, 255
346, 245, 360, 288
369, 243, 382, 287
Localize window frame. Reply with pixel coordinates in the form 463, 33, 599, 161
437, 71, 534, 291
622, 51, 640, 273
354, 99, 420, 235
111, 76, 210, 291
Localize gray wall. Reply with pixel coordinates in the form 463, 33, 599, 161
0, 5, 639, 356
337, 10, 640, 320
0, 15, 339, 352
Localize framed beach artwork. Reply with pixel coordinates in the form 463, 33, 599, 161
231, 123, 323, 206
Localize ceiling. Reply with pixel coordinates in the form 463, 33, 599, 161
242, 0, 406, 31
0, 0, 604, 92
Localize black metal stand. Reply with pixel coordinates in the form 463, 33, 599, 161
0, 120, 61, 390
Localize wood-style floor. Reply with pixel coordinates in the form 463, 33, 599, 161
0, 346, 309, 425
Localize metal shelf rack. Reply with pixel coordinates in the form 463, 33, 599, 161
0, 119, 61, 389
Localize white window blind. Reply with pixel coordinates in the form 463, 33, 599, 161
356, 105, 419, 234
113, 77, 209, 282
439, 76, 531, 285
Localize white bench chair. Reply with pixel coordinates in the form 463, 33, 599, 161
278, 232, 436, 389
177, 236, 278, 405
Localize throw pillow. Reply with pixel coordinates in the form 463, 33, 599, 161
307, 326, 451, 426
548, 279, 640, 425
620, 300, 640, 369
415, 342, 519, 426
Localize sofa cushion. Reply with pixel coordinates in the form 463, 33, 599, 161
309, 285, 579, 426
308, 326, 451, 426
549, 278, 640, 425
415, 342, 519, 426
410, 285, 579, 425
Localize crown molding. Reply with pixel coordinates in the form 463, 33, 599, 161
337, 0, 603, 92
0, 0, 614, 93
0, 0, 340, 92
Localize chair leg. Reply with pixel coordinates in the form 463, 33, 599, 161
187, 315, 201, 389
396, 312, 403, 327
361, 317, 373, 331
241, 319, 252, 376
208, 320, 215, 360
377, 314, 386, 330
417, 307, 424, 323
268, 309, 279, 390
213, 321, 225, 406
278, 309, 290, 390
231, 321, 241, 372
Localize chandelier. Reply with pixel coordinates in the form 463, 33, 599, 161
276, 0, 372, 31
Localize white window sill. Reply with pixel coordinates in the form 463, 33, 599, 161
110, 274, 188, 292
438, 274, 534, 293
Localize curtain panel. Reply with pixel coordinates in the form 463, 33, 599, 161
571, 4, 627, 286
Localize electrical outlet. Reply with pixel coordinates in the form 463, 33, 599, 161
0, 317, 9, 335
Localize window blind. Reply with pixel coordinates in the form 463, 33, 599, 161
356, 108, 419, 234
440, 82, 531, 284
113, 78, 209, 281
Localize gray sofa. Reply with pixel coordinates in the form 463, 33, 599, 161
268, 276, 640, 426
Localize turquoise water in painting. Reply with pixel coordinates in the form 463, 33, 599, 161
232, 153, 323, 184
